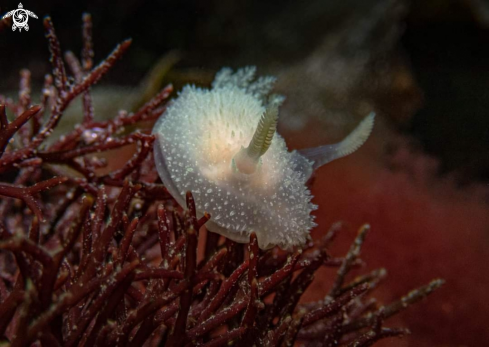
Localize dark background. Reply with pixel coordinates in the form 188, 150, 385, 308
1, 0, 489, 182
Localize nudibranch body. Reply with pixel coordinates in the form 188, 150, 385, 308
153, 67, 374, 249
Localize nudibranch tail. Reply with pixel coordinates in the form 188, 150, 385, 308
233, 102, 279, 174
299, 112, 375, 170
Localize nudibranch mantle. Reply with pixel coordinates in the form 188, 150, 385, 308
153, 67, 374, 250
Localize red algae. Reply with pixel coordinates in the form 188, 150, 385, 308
287, 117, 489, 346
0, 14, 444, 347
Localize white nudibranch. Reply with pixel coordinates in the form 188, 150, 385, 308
153, 67, 375, 250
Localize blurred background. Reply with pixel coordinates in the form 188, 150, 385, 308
2, 0, 489, 346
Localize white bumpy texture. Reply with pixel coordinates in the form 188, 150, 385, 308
153, 67, 317, 249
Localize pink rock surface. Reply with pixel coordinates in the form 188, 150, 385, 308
289, 119, 489, 346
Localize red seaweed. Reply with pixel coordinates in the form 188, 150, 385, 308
0, 14, 443, 347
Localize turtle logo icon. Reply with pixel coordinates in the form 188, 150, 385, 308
2, 3, 38, 32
